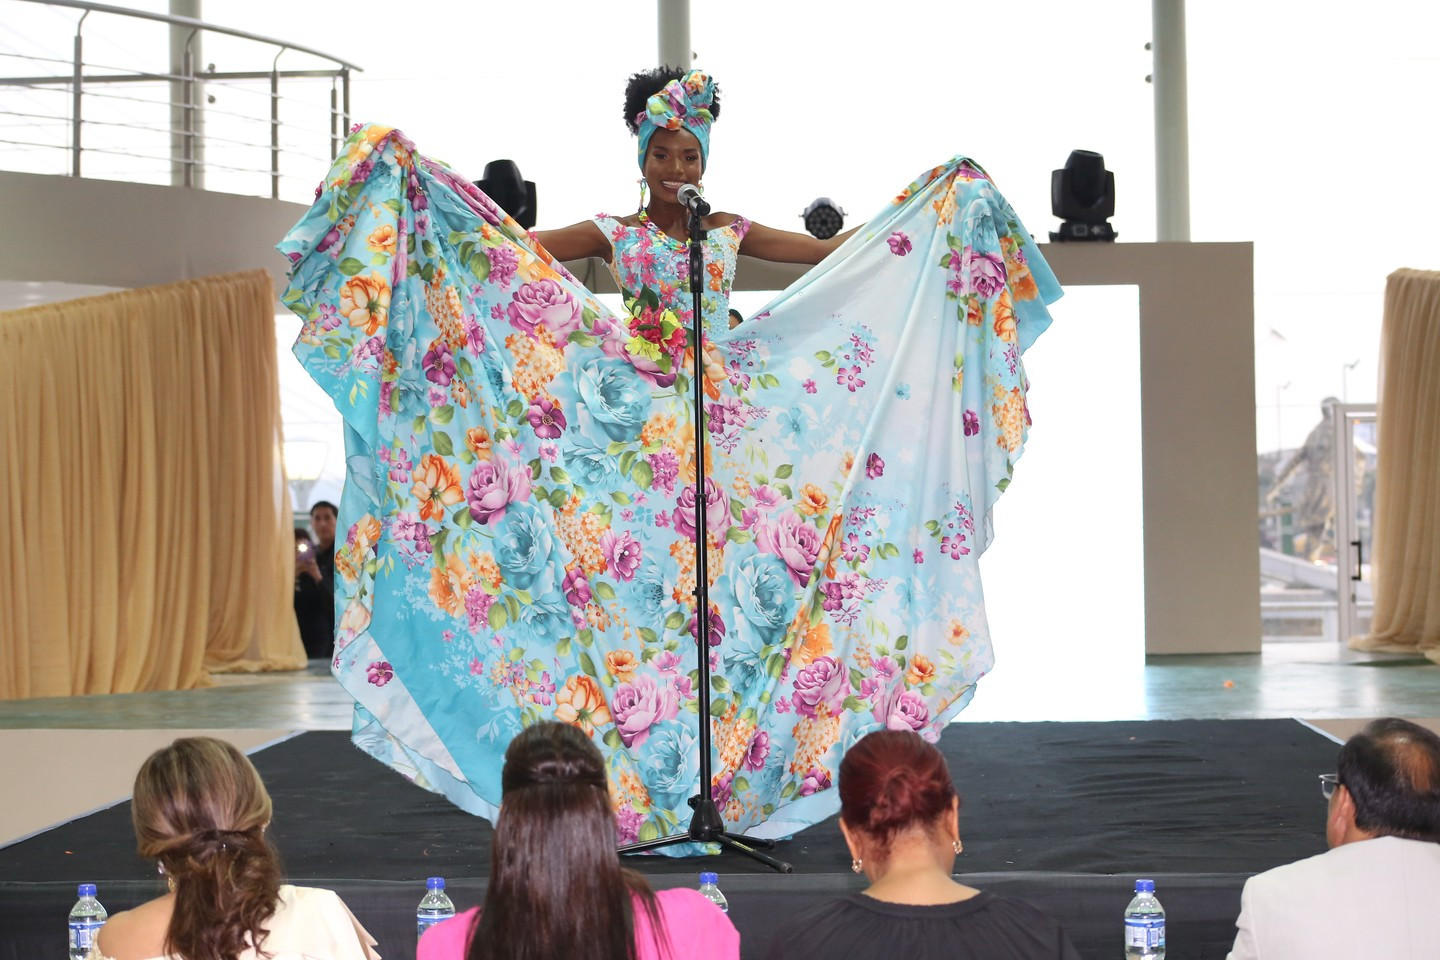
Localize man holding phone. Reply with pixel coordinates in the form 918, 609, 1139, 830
294, 501, 338, 660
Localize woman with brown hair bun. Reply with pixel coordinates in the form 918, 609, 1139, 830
90, 737, 379, 960
764, 730, 1080, 960
417, 721, 738, 960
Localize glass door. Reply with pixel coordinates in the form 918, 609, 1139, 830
1332, 404, 1377, 643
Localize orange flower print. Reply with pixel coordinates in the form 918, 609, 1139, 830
339, 272, 391, 336
337, 597, 372, 637
965, 297, 983, 327
605, 649, 639, 683
947, 619, 971, 645
797, 483, 828, 517
555, 674, 612, 735
992, 385, 1026, 453
793, 621, 833, 667
906, 653, 936, 687
428, 550, 475, 617
706, 260, 725, 292
366, 223, 397, 255
992, 292, 1017, 344
815, 512, 845, 581
411, 453, 463, 521
466, 426, 494, 461
350, 514, 383, 555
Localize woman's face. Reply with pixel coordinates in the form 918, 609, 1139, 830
642, 127, 703, 206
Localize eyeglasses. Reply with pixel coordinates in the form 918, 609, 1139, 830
1319, 773, 1340, 800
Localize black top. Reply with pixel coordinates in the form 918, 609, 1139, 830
293, 544, 336, 659
764, 891, 1081, 960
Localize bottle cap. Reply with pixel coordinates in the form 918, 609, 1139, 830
699, 871, 718, 884
1135, 879, 1155, 893
427, 877, 445, 890
78, 883, 97, 897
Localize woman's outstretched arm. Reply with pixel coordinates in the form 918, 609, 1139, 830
738, 220, 861, 265
531, 220, 611, 263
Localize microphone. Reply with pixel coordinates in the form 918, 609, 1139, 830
676, 183, 710, 216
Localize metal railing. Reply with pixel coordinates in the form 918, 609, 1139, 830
0, 0, 361, 200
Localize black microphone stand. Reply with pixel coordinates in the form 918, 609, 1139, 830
617, 194, 793, 873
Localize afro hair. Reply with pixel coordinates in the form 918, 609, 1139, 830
622, 66, 722, 134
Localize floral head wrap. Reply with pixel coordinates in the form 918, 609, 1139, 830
635, 70, 716, 171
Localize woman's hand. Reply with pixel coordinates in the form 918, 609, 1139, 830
738, 221, 862, 265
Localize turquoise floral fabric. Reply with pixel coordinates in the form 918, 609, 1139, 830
279, 124, 1061, 851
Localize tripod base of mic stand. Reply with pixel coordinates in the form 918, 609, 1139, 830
618, 795, 794, 873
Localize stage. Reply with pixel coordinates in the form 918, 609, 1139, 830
0, 719, 1341, 959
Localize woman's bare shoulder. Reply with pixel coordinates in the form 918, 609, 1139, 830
93, 897, 173, 960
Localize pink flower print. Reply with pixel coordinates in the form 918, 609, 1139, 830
531, 670, 556, 706
611, 675, 680, 748
600, 529, 642, 581
865, 452, 884, 479
466, 458, 532, 525
652, 650, 682, 676
799, 767, 832, 796
469, 657, 483, 676
506, 278, 581, 339
967, 248, 1008, 300
744, 730, 770, 771
526, 395, 567, 439
488, 244, 518, 288
913, 548, 925, 564
423, 339, 456, 386
442, 629, 455, 643
673, 673, 694, 699
887, 231, 912, 256
837, 366, 865, 392
752, 485, 783, 510
774, 696, 792, 714
648, 450, 679, 494
615, 806, 643, 845
963, 410, 980, 436
366, 660, 394, 686
711, 771, 734, 809
886, 690, 932, 733
562, 567, 591, 607
941, 532, 970, 559
792, 656, 848, 719
464, 589, 495, 631
803, 379, 817, 394
539, 441, 558, 463
871, 656, 899, 681
841, 533, 870, 563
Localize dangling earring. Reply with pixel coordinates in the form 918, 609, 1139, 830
636, 177, 649, 214
851, 858, 863, 874
952, 839, 963, 855
158, 862, 176, 893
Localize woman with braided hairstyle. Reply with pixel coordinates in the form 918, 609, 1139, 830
90, 737, 378, 960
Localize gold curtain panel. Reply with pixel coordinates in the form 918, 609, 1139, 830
1351, 268, 1440, 663
0, 270, 305, 700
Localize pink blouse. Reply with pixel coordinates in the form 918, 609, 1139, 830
417, 887, 739, 960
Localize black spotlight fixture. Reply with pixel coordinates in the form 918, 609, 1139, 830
1049, 149, 1116, 242
477, 159, 537, 230
801, 197, 845, 240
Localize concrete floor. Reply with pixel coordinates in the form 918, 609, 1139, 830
1, 641, 1435, 731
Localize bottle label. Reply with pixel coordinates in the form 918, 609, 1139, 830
1125, 917, 1166, 950
70, 920, 104, 949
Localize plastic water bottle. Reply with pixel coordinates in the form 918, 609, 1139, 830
1124, 878, 1166, 960
68, 883, 107, 960
698, 871, 728, 913
416, 876, 455, 941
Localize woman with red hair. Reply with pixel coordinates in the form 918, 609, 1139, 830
765, 730, 1080, 960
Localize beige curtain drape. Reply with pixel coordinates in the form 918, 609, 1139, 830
0, 270, 305, 700
1350, 268, 1440, 663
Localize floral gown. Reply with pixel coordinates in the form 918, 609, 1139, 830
280, 124, 1061, 851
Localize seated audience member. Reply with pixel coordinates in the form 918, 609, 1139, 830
1226, 717, 1440, 960
92, 737, 378, 960
418, 722, 738, 960
765, 730, 1080, 960
293, 501, 337, 660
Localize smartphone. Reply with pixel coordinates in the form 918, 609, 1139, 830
297, 542, 310, 555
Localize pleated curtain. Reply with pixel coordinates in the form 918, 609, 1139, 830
1351, 268, 1440, 663
0, 270, 305, 700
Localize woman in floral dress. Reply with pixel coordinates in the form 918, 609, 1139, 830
280, 66, 1062, 853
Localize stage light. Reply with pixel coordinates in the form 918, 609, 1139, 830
801, 197, 845, 240
1049, 150, 1117, 242
477, 159, 537, 230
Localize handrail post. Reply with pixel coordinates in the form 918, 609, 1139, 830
181, 43, 194, 187
341, 68, 350, 139
270, 47, 284, 200
329, 76, 338, 162
71, 10, 89, 176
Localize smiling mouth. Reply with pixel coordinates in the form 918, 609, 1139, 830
660, 180, 688, 191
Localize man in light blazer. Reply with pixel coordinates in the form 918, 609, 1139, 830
1227, 717, 1440, 960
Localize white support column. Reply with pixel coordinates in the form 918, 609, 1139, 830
657, 0, 691, 69
1151, 0, 1190, 241
169, 0, 204, 189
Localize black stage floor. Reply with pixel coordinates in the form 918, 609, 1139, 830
0, 719, 1340, 959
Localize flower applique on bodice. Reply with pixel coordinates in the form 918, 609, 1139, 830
593, 213, 751, 340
